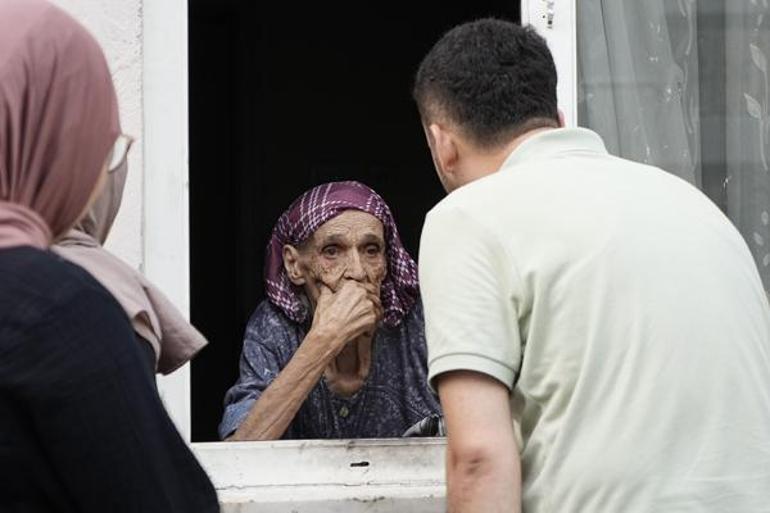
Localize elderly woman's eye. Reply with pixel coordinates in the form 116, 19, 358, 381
365, 244, 382, 256
322, 245, 339, 257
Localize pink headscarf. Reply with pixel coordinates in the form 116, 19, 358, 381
0, 0, 120, 249
54, 160, 208, 374
265, 181, 420, 327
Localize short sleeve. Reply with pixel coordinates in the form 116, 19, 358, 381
218, 303, 296, 439
419, 205, 523, 392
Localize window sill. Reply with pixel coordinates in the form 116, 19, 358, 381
192, 438, 446, 512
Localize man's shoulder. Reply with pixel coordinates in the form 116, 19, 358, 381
423, 178, 510, 247
425, 181, 486, 227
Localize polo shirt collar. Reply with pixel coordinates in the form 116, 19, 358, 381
501, 127, 608, 170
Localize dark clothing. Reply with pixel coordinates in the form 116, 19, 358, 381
138, 335, 158, 389
220, 300, 441, 439
0, 247, 218, 513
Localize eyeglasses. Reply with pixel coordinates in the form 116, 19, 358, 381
106, 134, 135, 174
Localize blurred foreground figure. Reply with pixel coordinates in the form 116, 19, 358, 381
0, 2, 219, 511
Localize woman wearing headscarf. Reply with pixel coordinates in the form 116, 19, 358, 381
54, 159, 208, 376
220, 181, 441, 440
0, 2, 218, 511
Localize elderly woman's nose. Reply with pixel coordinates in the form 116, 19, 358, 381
343, 252, 367, 281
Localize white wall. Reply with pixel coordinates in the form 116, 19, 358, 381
50, 0, 192, 439
50, 0, 144, 269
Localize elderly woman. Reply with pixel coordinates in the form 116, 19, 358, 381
221, 181, 440, 440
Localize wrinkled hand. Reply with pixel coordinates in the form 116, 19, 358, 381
310, 280, 383, 353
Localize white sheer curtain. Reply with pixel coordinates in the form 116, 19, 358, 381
577, 0, 770, 291
726, 0, 770, 290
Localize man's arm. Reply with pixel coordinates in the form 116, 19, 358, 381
438, 370, 521, 513
419, 205, 524, 510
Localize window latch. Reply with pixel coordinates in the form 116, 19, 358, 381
545, 0, 556, 29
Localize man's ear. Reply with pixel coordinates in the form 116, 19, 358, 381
557, 109, 566, 128
283, 245, 305, 285
428, 123, 460, 178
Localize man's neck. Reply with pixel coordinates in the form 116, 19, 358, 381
477, 127, 557, 177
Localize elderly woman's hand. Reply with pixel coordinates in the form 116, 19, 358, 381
308, 280, 382, 355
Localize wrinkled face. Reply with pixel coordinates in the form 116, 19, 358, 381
284, 210, 388, 305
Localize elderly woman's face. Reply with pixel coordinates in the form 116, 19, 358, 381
284, 210, 388, 305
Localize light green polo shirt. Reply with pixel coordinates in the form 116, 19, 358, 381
419, 128, 770, 512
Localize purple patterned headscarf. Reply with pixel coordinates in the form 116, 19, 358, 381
265, 181, 419, 327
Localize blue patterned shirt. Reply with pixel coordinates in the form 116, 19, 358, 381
219, 299, 440, 439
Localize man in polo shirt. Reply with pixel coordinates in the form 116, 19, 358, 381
414, 18, 770, 512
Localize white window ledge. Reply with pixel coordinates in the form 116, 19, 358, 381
192, 438, 447, 512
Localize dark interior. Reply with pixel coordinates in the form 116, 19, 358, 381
189, 1, 521, 441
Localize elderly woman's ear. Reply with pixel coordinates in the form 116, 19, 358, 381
282, 244, 306, 286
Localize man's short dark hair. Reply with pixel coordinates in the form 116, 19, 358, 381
413, 18, 559, 148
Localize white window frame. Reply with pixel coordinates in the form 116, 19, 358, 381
521, 0, 578, 127
192, 438, 446, 512
143, 0, 193, 441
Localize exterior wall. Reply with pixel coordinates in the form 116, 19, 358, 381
50, 0, 193, 440
51, 0, 145, 268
